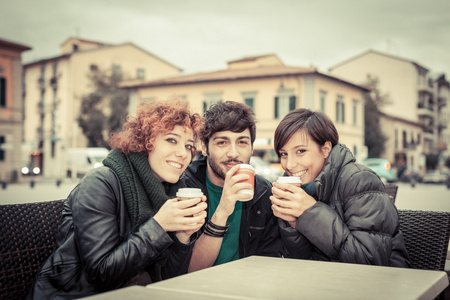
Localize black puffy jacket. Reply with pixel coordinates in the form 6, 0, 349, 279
280, 144, 410, 267
184, 156, 282, 259
26, 167, 196, 300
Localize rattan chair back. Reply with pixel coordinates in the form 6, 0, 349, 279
385, 184, 398, 203
0, 200, 64, 300
398, 209, 450, 271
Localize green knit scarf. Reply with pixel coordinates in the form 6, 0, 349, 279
103, 149, 186, 231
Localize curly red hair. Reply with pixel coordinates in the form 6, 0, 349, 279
109, 98, 202, 156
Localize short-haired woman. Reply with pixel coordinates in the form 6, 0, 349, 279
271, 108, 410, 267
27, 98, 207, 299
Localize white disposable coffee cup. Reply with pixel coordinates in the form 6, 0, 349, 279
236, 164, 255, 201
276, 176, 302, 187
176, 188, 203, 225
176, 188, 204, 199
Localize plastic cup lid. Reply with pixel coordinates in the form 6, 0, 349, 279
238, 164, 255, 172
176, 188, 204, 197
277, 176, 302, 184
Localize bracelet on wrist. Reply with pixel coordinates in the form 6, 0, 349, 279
205, 224, 227, 235
204, 222, 227, 238
207, 219, 229, 231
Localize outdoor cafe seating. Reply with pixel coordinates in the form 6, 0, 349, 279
0, 199, 64, 300
1, 195, 450, 299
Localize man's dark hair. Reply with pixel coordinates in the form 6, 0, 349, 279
201, 101, 256, 147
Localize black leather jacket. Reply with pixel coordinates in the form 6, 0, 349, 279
280, 144, 410, 267
184, 156, 282, 259
27, 167, 196, 300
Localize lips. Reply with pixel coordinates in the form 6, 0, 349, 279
223, 161, 241, 169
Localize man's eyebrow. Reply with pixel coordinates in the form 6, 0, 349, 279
212, 136, 231, 140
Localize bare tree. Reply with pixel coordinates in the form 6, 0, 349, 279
78, 67, 129, 147
364, 75, 390, 158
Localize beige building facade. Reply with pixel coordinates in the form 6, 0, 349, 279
121, 54, 369, 162
0, 38, 30, 182
329, 49, 449, 173
23, 37, 181, 179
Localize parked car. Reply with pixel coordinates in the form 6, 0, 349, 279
398, 167, 423, 183
422, 170, 449, 184
21, 163, 41, 176
249, 156, 284, 182
360, 158, 398, 184
66, 147, 110, 178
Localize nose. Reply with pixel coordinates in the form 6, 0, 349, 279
285, 156, 297, 172
175, 145, 189, 159
226, 144, 239, 158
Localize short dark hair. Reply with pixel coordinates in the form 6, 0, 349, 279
274, 109, 339, 157
201, 101, 256, 147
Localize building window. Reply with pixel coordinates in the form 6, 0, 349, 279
112, 64, 122, 76
0, 77, 6, 107
320, 90, 327, 112
336, 95, 345, 123
0, 136, 5, 161
352, 100, 358, 126
90, 64, 98, 71
242, 91, 257, 111
402, 131, 407, 148
244, 98, 254, 110
203, 92, 222, 113
72, 44, 79, 52
395, 129, 398, 149
137, 68, 145, 80
274, 89, 295, 119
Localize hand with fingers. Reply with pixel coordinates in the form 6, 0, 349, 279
154, 196, 208, 244
270, 182, 316, 228
214, 165, 254, 222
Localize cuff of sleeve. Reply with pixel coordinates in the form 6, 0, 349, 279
278, 218, 301, 237
169, 230, 200, 252
140, 218, 173, 252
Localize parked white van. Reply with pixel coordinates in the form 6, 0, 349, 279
66, 147, 110, 178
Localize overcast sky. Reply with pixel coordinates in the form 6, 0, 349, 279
2, 0, 450, 78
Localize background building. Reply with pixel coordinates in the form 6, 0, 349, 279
23, 37, 181, 179
0, 38, 30, 183
329, 49, 449, 173
120, 54, 369, 162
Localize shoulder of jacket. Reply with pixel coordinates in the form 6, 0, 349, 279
83, 166, 119, 182
338, 163, 385, 195
255, 174, 272, 189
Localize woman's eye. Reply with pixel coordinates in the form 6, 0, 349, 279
166, 138, 176, 144
186, 144, 193, 150
280, 152, 287, 157
297, 149, 306, 154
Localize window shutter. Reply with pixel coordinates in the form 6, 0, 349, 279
0, 77, 6, 107
289, 95, 296, 111
203, 101, 207, 113
0, 136, 4, 160
274, 97, 279, 119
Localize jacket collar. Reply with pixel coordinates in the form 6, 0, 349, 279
315, 143, 356, 201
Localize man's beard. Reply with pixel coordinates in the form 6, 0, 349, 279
207, 157, 243, 181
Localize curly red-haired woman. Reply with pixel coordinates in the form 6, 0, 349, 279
27, 98, 207, 300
